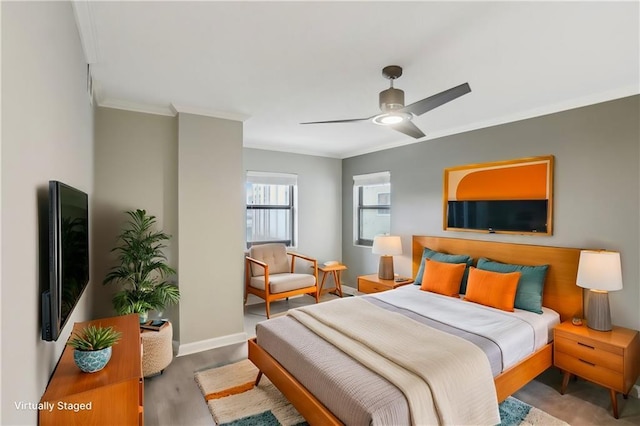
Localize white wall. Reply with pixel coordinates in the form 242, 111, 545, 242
342, 96, 640, 331
0, 1, 4, 413
177, 113, 245, 351
243, 149, 342, 264
1, 2, 94, 424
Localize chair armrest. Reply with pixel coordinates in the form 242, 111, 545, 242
288, 252, 317, 265
246, 256, 268, 271
288, 252, 318, 281
246, 256, 270, 296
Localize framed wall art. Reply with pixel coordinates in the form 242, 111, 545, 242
443, 155, 554, 235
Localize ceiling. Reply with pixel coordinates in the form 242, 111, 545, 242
74, 1, 639, 159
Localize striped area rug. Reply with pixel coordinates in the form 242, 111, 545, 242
195, 359, 568, 426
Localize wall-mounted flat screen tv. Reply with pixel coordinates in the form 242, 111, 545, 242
447, 199, 548, 234
42, 181, 89, 341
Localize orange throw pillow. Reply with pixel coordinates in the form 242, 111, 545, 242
420, 259, 466, 297
464, 267, 521, 312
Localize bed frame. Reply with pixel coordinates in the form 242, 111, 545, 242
248, 236, 584, 425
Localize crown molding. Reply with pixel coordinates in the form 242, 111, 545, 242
72, 1, 98, 64
243, 142, 342, 159
170, 103, 250, 122
98, 98, 175, 117
96, 98, 254, 121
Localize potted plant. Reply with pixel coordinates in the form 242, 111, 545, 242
103, 209, 180, 323
67, 325, 122, 373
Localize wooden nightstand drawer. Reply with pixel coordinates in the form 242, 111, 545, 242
555, 351, 624, 391
555, 337, 624, 372
358, 280, 387, 294
555, 329, 623, 356
357, 274, 414, 294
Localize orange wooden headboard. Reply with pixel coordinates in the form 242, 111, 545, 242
412, 236, 583, 322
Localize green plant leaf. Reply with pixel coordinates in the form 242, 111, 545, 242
67, 325, 122, 351
103, 209, 180, 315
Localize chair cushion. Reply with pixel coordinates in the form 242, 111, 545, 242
249, 244, 290, 276
250, 273, 316, 294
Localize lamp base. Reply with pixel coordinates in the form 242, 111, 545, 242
586, 290, 612, 332
378, 256, 394, 280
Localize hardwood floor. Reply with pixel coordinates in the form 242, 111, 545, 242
144, 292, 640, 426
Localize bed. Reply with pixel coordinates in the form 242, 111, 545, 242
248, 236, 584, 425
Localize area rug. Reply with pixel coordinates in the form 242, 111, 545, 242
195, 359, 569, 426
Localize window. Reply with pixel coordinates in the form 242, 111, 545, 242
246, 171, 297, 248
354, 171, 391, 246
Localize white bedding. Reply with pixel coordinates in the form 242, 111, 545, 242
372, 284, 560, 370
289, 297, 500, 425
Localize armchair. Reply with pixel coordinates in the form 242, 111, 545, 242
244, 243, 319, 318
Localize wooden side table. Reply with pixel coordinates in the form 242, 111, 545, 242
317, 264, 347, 297
554, 320, 640, 418
357, 273, 414, 294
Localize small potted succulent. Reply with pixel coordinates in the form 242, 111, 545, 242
67, 325, 122, 373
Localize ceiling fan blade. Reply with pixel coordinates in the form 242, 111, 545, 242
300, 117, 371, 125
401, 83, 471, 117
390, 120, 426, 139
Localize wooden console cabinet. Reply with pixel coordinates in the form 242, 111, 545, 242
39, 314, 144, 425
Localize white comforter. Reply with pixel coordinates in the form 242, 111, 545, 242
289, 297, 501, 426
373, 284, 560, 370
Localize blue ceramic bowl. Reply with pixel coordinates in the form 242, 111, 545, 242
73, 347, 112, 373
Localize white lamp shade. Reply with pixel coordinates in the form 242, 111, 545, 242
372, 235, 402, 256
576, 250, 623, 291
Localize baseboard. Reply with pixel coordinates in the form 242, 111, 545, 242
341, 285, 358, 296
176, 331, 248, 357
631, 384, 640, 399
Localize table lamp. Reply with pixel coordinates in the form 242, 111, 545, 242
372, 235, 402, 280
576, 250, 623, 331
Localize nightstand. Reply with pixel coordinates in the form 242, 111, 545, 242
357, 273, 413, 294
554, 320, 640, 418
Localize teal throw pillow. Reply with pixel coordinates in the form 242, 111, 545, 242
414, 248, 473, 293
476, 258, 549, 314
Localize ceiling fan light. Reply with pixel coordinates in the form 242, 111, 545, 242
381, 115, 404, 124
373, 112, 411, 126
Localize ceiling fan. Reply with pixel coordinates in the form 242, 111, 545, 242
301, 65, 471, 139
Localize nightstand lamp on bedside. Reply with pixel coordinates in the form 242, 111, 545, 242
372, 235, 402, 280
576, 250, 623, 332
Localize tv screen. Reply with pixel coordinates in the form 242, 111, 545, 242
42, 181, 89, 341
447, 200, 548, 233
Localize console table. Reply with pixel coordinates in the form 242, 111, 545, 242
39, 314, 144, 425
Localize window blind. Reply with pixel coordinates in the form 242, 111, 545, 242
246, 171, 298, 186
353, 171, 390, 186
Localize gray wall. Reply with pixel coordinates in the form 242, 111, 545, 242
177, 113, 245, 349
93, 107, 179, 329
244, 149, 342, 264
1, 3, 94, 424
93, 108, 246, 353
342, 96, 640, 331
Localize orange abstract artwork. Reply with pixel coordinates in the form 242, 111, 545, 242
443, 156, 554, 235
